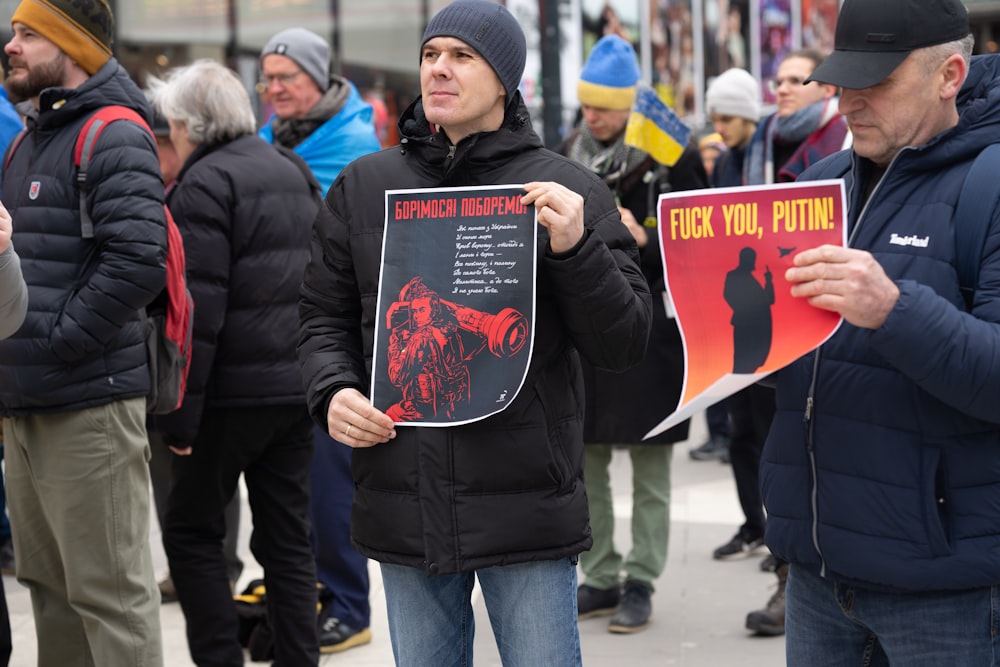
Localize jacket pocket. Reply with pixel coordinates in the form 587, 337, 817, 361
922, 446, 952, 557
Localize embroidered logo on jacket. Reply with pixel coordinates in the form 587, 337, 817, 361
28, 181, 40, 200
889, 233, 929, 248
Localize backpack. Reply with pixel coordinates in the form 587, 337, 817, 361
810, 145, 1000, 309
233, 579, 328, 662
5, 106, 194, 414
234, 579, 275, 662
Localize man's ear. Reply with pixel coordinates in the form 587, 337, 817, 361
940, 53, 967, 101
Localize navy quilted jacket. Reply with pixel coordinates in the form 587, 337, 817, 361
0, 60, 166, 415
761, 54, 1000, 592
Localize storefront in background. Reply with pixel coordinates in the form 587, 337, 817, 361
0, 0, 998, 144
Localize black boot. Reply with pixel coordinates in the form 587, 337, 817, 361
608, 581, 652, 634
745, 563, 787, 636
577, 584, 620, 619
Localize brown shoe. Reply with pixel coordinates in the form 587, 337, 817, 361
745, 563, 787, 636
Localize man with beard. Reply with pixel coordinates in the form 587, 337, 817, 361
0, 1, 166, 664
258, 27, 382, 654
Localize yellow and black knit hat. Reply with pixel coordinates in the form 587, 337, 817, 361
11, 0, 113, 75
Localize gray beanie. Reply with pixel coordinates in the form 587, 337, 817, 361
705, 68, 760, 121
261, 27, 330, 92
421, 0, 526, 106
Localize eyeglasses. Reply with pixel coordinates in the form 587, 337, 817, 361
767, 75, 808, 94
257, 70, 304, 88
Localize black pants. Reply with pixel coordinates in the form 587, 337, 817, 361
706, 401, 730, 439
725, 384, 775, 540
149, 428, 244, 582
164, 405, 318, 667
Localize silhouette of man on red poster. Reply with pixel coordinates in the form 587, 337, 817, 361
725, 247, 775, 373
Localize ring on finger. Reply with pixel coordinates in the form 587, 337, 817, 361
346, 424, 353, 438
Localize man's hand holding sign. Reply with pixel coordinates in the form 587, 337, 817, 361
787, 245, 901, 330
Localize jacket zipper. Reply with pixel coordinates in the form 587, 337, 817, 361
804, 149, 904, 575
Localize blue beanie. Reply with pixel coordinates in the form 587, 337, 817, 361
577, 35, 640, 110
422, 0, 526, 106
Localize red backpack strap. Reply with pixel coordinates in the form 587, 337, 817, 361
74, 105, 154, 238
2, 128, 27, 175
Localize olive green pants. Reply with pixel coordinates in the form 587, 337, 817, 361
4, 398, 163, 666
580, 444, 672, 591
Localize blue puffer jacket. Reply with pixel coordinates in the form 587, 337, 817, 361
761, 54, 1000, 592
259, 77, 381, 196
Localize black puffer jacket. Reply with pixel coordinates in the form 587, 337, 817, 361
299, 94, 652, 574
156, 136, 319, 445
0, 60, 166, 415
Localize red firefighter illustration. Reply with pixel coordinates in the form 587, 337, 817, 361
384, 277, 529, 421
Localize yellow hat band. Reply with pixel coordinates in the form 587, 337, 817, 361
577, 80, 635, 110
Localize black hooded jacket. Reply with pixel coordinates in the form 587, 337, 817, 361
155, 136, 320, 445
299, 94, 652, 574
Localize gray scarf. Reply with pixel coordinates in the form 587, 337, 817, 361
568, 124, 648, 195
269, 75, 351, 149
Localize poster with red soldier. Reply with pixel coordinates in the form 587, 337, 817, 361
645, 180, 846, 439
372, 185, 536, 426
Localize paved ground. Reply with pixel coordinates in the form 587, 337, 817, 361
6, 413, 786, 666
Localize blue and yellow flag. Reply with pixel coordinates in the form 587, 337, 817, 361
624, 84, 691, 167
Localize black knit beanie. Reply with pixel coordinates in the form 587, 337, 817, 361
421, 0, 526, 106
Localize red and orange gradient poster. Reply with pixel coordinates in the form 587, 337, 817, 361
645, 180, 846, 439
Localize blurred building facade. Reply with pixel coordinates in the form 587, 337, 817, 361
0, 0, 997, 146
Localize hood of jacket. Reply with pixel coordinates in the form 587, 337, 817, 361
896, 54, 1000, 174
25, 59, 152, 132
396, 91, 543, 184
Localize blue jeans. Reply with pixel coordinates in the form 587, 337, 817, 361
380, 558, 581, 667
786, 563, 1000, 666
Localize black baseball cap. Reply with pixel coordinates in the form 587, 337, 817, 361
806, 0, 970, 90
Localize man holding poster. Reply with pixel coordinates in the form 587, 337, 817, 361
297, 1, 651, 664
761, 0, 1000, 663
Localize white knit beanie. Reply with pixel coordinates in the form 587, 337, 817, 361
705, 68, 760, 121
